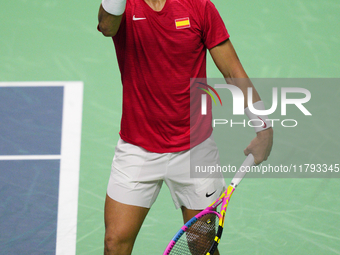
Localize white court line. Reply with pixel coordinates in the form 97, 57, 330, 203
0, 155, 62, 160
56, 82, 83, 255
0, 81, 76, 87
0, 81, 83, 255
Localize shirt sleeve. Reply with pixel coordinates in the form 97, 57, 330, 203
202, 0, 230, 49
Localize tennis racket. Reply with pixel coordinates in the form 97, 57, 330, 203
163, 154, 255, 255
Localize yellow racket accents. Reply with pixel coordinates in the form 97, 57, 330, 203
205, 185, 236, 254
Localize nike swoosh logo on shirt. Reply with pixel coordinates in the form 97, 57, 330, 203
206, 190, 217, 197
133, 15, 146, 21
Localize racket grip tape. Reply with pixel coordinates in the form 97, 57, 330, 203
230, 154, 255, 188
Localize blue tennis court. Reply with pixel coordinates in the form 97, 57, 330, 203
0, 160, 60, 254
0, 83, 83, 255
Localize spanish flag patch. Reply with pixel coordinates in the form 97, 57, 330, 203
175, 17, 190, 29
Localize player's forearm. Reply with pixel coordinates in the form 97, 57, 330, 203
219, 61, 261, 109
210, 40, 261, 108
98, 4, 123, 37
210, 39, 273, 138
227, 77, 261, 109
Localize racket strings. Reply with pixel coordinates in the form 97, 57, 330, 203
169, 213, 219, 255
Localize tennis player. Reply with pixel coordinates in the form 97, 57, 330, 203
98, 0, 273, 253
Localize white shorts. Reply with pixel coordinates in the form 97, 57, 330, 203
107, 135, 226, 209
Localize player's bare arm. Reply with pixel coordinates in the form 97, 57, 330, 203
209, 39, 273, 165
98, 4, 123, 37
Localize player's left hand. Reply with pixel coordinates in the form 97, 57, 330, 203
244, 128, 273, 165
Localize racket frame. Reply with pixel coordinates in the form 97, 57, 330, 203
163, 209, 220, 255
163, 154, 254, 255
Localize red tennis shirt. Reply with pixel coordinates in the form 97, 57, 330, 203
111, 0, 229, 152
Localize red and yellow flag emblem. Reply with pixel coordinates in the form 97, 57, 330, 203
175, 17, 190, 29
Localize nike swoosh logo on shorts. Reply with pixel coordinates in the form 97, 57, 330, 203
133, 15, 146, 21
206, 190, 217, 197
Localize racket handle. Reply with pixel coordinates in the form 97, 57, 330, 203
230, 154, 255, 188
